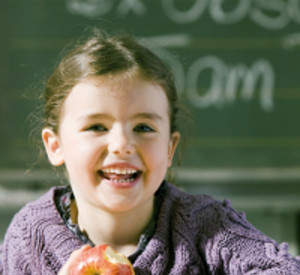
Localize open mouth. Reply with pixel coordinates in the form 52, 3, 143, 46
98, 168, 142, 183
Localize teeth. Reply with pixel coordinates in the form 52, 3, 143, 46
102, 168, 137, 175
111, 178, 135, 183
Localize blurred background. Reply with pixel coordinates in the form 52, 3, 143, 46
1, 0, 300, 255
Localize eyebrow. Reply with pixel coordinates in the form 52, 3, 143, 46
77, 112, 163, 121
131, 112, 163, 121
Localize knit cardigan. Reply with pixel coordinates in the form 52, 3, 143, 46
1, 183, 300, 274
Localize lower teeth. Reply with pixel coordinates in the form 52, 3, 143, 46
111, 178, 135, 183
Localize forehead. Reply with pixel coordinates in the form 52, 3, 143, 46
62, 74, 171, 119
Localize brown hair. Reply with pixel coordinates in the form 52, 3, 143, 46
44, 28, 180, 134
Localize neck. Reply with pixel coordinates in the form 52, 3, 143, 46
72, 196, 154, 255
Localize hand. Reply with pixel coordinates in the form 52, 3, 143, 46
58, 245, 91, 275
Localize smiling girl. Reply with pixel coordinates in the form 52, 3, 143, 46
43, 73, 180, 257
1, 29, 300, 274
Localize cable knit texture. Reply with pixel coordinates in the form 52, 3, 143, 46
1, 183, 300, 274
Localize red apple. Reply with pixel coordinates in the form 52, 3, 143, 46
69, 244, 135, 275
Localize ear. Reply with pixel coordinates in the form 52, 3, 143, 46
168, 131, 181, 167
42, 128, 64, 166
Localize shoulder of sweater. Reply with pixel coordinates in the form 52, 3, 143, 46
3, 186, 82, 273
164, 183, 253, 232
165, 182, 231, 212
9, 186, 66, 228
3, 186, 68, 252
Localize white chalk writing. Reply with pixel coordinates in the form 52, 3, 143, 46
66, 0, 300, 30
145, 35, 275, 112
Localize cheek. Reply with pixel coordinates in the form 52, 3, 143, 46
62, 138, 103, 168
142, 140, 170, 169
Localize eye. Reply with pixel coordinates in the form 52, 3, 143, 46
134, 124, 155, 133
86, 124, 107, 132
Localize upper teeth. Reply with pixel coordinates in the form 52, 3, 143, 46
101, 168, 137, 174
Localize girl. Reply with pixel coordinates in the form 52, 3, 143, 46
1, 28, 300, 274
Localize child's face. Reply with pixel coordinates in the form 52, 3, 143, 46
43, 74, 180, 213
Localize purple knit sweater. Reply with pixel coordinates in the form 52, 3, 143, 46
1, 183, 300, 274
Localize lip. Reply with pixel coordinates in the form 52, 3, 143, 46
98, 162, 142, 189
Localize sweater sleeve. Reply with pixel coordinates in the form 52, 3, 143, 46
2, 208, 34, 275
204, 200, 300, 274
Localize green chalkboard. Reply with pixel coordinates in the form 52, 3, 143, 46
1, 0, 300, 183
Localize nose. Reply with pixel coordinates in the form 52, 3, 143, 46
108, 125, 135, 156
